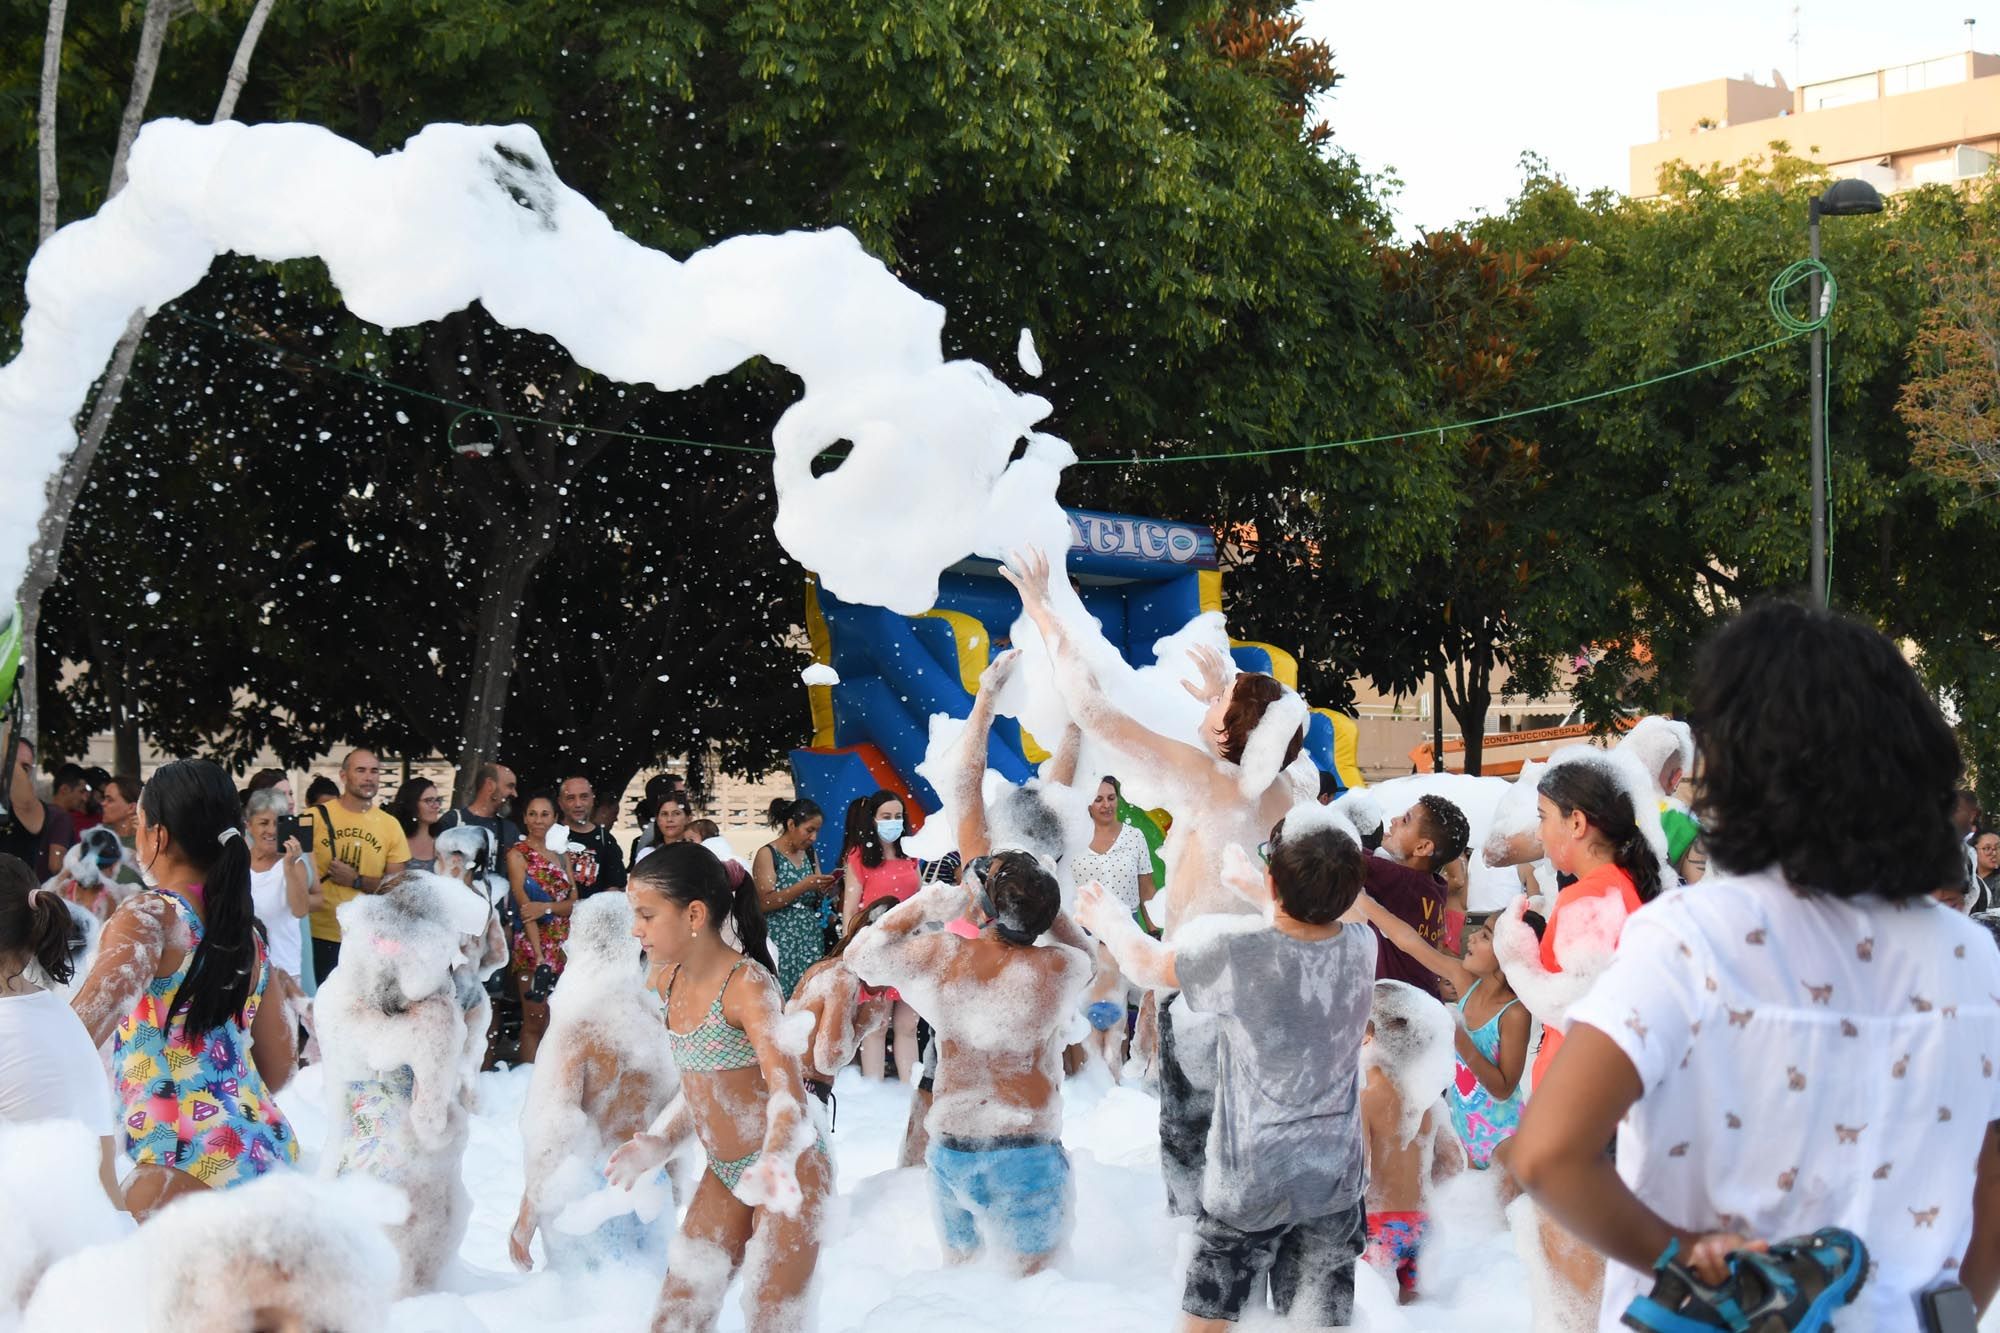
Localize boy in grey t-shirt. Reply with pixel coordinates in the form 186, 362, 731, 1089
1078, 817, 1376, 1328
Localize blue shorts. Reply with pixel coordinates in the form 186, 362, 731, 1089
926, 1137, 1071, 1259
1086, 1000, 1125, 1032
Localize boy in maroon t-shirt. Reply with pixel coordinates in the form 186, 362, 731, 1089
1362, 795, 1470, 999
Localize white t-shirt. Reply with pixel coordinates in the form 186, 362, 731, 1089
1068, 823, 1151, 913
250, 859, 306, 980
1571, 869, 2000, 1333
0, 988, 113, 1131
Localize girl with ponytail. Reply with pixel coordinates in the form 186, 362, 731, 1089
619, 841, 827, 1332
0, 854, 122, 1203
1496, 754, 1661, 1094
72, 759, 299, 1218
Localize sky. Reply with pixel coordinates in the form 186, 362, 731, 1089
1297, 0, 1993, 234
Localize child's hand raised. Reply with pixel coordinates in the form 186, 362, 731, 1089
1074, 880, 1117, 936
1220, 843, 1274, 911
979, 648, 1022, 693
607, 1133, 673, 1189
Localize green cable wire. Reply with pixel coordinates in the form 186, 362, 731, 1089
163, 258, 1835, 467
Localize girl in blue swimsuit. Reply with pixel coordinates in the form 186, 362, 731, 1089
613, 842, 829, 1333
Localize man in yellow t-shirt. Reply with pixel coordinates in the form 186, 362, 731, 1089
307, 748, 410, 980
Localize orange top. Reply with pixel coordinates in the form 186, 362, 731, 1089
1532, 862, 1643, 1086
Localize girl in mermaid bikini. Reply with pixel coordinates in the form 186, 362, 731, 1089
611, 842, 827, 1333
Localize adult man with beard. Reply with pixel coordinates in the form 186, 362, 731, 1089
306, 749, 411, 980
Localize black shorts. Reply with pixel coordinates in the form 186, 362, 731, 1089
1182, 1198, 1365, 1324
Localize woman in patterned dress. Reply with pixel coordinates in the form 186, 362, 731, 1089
752, 798, 839, 999
506, 794, 576, 1063
72, 759, 299, 1219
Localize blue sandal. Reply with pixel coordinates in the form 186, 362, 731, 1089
1622, 1229, 1869, 1333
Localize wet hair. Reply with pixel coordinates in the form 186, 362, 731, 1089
0, 855, 84, 985
142, 759, 261, 1035
978, 849, 1061, 943
1693, 600, 1965, 900
824, 897, 899, 962
851, 790, 907, 869
990, 786, 1065, 861
104, 774, 141, 805
304, 775, 339, 806
1538, 760, 1662, 904
1411, 795, 1471, 871
1267, 823, 1365, 925
1218, 673, 1305, 768
385, 778, 438, 837
766, 797, 824, 830
1467, 908, 1548, 941
628, 841, 775, 974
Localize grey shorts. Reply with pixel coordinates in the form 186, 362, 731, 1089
1182, 1198, 1366, 1324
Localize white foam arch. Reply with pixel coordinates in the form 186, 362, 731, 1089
0, 118, 1074, 612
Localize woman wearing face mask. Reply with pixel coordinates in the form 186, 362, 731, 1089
71, 759, 300, 1218
841, 790, 919, 1080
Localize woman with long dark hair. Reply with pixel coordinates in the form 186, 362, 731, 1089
387, 777, 444, 873
506, 793, 577, 1063
0, 855, 120, 1204
1513, 600, 2000, 1333
72, 758, 299, 1218
614, 842, 824, 1332
753, 797, 838, 999
840, 789, 920, 1080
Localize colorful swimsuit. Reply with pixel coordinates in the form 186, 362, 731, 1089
665, 960, 824, 1192
112, 888, 298, 1187
1449, 979, 1524, 1168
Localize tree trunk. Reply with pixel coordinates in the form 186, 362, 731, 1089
17, 312, 145, 745
1441, 646, 1494, 777
107, 0, 189, 196
37, 0, 70, 241
113, 681, 142, 780
211, 0, 278, 122
17, 0, 278, 745
452, 520, 561, 803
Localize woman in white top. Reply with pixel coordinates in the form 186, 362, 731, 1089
1067, 777, 1158, 926
0, 856, 119, 1205
1512, 600, 2000, 1332
245, 789, 319, 983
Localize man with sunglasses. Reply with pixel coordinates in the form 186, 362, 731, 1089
846, 848, 1093, 1274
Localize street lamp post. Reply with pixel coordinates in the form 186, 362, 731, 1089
1807, 177, 1884, 607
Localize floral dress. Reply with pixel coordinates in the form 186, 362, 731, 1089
509, 840, 575, 981
763, 844, 829, 1000
112, 888, 298, 1186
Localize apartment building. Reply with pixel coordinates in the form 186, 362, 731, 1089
1630, 49, 2000, 198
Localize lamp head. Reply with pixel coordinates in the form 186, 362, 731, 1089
1817, 178, 1885, 217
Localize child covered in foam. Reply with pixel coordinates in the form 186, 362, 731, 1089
846, 852, 1092, 1275
22, 1170, 400, 1333
1361, 978, 1466, 1305
510, 893, 680, 1274
313, 871, 492, 1294
614, 843, 826, 1333
1076, 812, 1376, 1327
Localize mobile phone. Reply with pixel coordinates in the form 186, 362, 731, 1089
1921, 1284, 1977, 1333
277, 813, 310, 850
